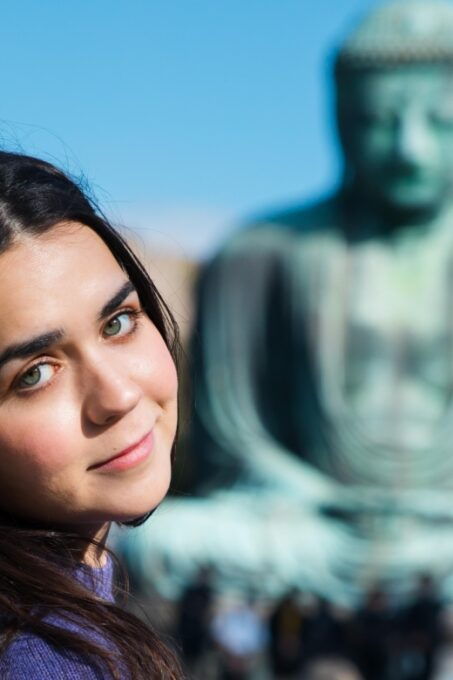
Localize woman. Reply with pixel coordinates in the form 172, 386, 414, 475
0, 151, 184, 678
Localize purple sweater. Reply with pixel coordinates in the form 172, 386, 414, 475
0, 559, 122, 679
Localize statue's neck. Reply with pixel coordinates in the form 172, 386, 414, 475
339, 185, 453, 243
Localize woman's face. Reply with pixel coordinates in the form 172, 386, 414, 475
0, 222, 178, 527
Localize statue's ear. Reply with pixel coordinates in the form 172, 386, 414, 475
331, 79, 352, 182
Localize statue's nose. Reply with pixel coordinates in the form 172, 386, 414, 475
393, 111, 435, 169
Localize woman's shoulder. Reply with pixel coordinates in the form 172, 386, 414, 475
0, 631, 110, 679
0, 558, 118, 678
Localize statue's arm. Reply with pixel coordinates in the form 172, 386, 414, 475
191, 232, 337, 505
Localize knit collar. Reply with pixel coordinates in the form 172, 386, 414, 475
74, 556, 115, 602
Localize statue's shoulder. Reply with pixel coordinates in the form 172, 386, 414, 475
256, 194, 339, 235
219, 194, 339, 256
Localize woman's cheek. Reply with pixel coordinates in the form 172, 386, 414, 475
0, 405, 78, 474
152, 350, 178, 403
137, 325, 178, 404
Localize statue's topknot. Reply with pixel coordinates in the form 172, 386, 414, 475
335, 0, 453, 74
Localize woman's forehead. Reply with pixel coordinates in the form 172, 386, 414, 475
0, 224, 126, 332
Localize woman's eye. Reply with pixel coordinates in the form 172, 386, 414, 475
103, 311, 137, 338
17, 363, 55, 391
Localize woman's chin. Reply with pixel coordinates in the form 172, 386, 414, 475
111, 506, 160, 524
107, 491, 169, 524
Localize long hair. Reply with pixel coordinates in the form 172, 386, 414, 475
0, 151, 184, 678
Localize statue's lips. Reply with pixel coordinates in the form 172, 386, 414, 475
384, 166, 438, 183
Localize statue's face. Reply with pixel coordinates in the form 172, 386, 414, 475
337, 65, 453, 214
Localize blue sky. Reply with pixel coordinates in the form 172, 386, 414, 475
1, 0, 381, 258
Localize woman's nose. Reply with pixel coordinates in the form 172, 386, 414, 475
82, 360, 142, 426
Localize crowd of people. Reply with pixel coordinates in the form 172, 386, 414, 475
168, 569, 453, 680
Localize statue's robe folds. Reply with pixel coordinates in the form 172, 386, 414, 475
123, 194, 453, 602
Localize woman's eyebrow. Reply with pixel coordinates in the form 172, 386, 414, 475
0, 330, 64, 370
0, 280, 137, 371
97, 280, 136, 322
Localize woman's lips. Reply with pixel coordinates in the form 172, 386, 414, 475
89, 430, 154, 472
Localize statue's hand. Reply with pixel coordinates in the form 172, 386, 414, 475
115, 490, 362, 602
241, 440, 344, 509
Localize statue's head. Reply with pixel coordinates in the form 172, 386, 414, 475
334, 0, 453, 217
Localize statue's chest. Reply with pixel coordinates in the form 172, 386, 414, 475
293, 234, 453, 454
345, 241, 450, 336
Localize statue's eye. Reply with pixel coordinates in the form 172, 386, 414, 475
356, 110, 395, 128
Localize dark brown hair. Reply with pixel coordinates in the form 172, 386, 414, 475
0, 151, 184, 678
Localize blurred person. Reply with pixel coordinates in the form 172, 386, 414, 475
268, 589, 308, 677
352, 586, 394, 680
431, 604, 453, 679
306, 598, 355, 662
300, 657, 363, 680
175, 565, 214, 674
211, 593, 268, 679
399, 574, 442, 680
